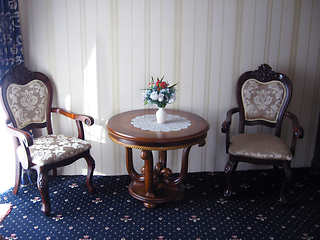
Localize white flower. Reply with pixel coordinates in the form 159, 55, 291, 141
160, 89, 167, 94
168, 92, 176, 104
158, 93, 165, 102
150, 91, 158, 100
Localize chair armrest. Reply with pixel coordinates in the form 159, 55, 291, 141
221, 107, 239, 133
221, 107, 239, 153
284, 111, 304, 156
4, 118, 33, 147
284, 112, 304, 139
51, 107, 94, 140
51, 108, 94, 126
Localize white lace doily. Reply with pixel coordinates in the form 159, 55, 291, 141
131, 114, 191, 132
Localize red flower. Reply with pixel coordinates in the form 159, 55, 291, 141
160, 82, 167, 89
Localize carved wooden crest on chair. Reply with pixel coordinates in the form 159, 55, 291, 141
221, 64, 304, 204
0, 65, 96, 216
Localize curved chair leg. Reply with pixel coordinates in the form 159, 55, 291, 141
224, 156, 238, 199
13, 161, 22, 195
37, 169, 51, 216
279, 161, 292, 204
84, 152, 96, 194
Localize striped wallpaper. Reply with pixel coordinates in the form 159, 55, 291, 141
17, 0, 320, 176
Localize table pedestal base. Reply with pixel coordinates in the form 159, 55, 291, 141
125, 145, 205, 208
129, 181, 184, 208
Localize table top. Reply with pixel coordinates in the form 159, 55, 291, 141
106, 109, 210, 150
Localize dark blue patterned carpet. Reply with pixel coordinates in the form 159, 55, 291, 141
0, 167, 319, 240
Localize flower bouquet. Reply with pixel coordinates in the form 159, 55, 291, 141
142, 76, 178, 123
143, 76, 177, 108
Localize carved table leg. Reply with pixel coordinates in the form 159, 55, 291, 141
126, 147, 144, 182
159, 151, 167, 168
141, 150, 156, 197
161, 146, 191, 189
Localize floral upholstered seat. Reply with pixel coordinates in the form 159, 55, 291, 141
221, 64, 303, 204
228, 134, 292, 161
16, 134, 92, 166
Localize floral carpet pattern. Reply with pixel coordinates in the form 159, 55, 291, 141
0, 168, 319, 239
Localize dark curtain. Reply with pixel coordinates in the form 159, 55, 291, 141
0, 0, 31, 187
0, 0, 24, 81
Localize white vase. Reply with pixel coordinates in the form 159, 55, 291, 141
156, 108, 167, 124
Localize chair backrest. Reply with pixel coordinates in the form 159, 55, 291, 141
236, 64, 292, 137
0, 65, 53, 133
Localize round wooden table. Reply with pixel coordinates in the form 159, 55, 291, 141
106, 109, 209, 208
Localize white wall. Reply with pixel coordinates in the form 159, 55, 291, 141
17, 0, 320, 176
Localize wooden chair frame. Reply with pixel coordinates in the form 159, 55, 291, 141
0, 65, 96, 215
221, 64, 304, 203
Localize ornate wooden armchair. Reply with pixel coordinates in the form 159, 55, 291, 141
221, 64, 304, 204
0, 65, 96, 215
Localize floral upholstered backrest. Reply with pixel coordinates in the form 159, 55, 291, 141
241, 79, 286, 123
6, 80, 49, 129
